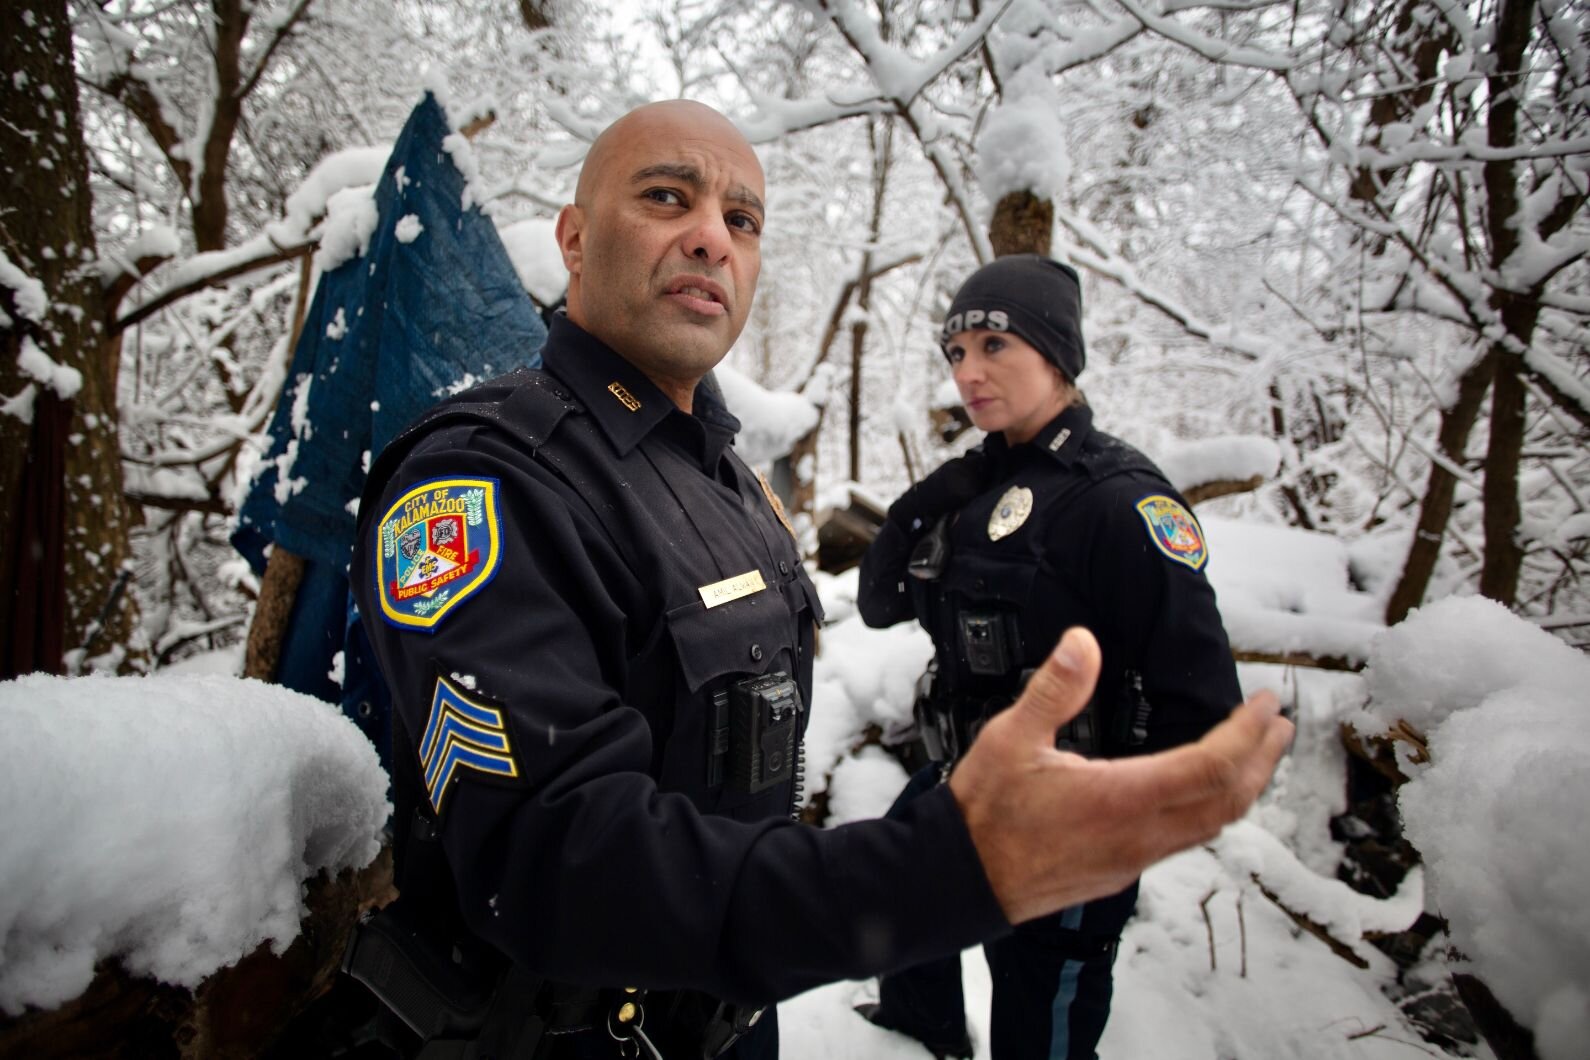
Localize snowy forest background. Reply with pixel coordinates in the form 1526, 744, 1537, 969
1, 0, 1587, 1058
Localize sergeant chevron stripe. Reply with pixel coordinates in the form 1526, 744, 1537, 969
420, 675, 519, 812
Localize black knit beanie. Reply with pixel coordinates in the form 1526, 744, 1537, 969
939, 254, 1086, 382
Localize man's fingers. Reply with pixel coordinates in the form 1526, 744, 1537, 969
1005, 627, 1101, 745
1111, 693, 1292, 813
1204, 692, 1291, 804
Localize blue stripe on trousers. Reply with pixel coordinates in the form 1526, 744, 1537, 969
1048, 903, 1087, 1060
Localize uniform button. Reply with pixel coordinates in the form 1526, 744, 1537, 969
779, 561, 790, 575
749, 644, 763, 662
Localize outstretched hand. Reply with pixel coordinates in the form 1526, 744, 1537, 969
949, 627, 1292, 925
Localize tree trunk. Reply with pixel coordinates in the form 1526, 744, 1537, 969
1347, 0, 1454, 218
1472, 0, 1538, 609
243, 548, 307, 680
1, 0, 145, 673
517, 0, 553, 31
1384, 351, 1494, 625
847, 117, 894, 483
787, 412, 823, 528
1479, 353, 1527, 605
989, 190, 1053, 257
847, 313, 867, 483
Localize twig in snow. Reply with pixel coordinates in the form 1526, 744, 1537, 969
1237, 889, 1248, 979
1199, 888, 1218, 972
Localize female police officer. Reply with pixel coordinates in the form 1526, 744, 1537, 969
855, 255, 1243, 1059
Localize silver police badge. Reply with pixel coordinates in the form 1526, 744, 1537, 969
987, 485, 1033, 541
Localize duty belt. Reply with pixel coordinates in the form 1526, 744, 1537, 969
343, 810, 764, 1059
913, 671, 1101, 763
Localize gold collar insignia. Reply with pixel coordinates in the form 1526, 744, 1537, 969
607, 382, 642, 412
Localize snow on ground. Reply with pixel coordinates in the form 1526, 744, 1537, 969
0, 673, 389, 1016
785, 604, 1423, 1060
1357, 597, 1590, 1060
2, 526, 1579, 1058
785, 568, 1590, 1059
1202, 516, 1384, 665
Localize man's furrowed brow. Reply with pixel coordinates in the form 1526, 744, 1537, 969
728, 185, 765, 218
631, 163, 765, 217
631, 163, 704, 188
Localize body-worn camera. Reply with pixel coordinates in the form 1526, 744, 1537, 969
957, 609, 1021, 677
709, 671, 803, 794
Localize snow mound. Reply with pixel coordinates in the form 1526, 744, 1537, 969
715, 361, 820, 467
314, 184, 381, 273
1201, 517, 1382, 664
497, 218, 566, 307
1359, 594, 1584, 735
1360, 596, 1590, 1059
1155, 435, 1280, 493
0, 673, 390, 1015
976, 95, 1069, 204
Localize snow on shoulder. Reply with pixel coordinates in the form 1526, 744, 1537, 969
0, 674, 390, 1016
1358, 597, 1590, 1060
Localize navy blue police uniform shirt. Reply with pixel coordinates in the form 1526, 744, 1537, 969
858, 403, 1242, 755
351, 314, 1008, 1007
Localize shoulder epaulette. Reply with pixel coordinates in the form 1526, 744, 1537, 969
360, 368, 583, 533
1078, 429, 1161, 484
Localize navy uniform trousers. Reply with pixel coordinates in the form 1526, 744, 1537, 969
876, 766, 1138, 1059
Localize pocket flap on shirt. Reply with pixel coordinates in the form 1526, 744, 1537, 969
665, 583, 791, 694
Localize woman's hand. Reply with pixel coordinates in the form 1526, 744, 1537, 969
888, 450, 991, 533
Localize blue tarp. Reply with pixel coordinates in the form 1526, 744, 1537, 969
233, 93, 549, 758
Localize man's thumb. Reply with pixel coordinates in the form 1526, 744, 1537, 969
1008, 627, 1102, 743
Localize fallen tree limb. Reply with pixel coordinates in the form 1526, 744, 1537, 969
1341, 719, 1430, 785
1184, 474, 1265, 506
1231, 648, 1363, 672
1248, 872, 1370, 969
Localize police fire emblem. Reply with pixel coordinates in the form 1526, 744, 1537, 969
987, 485, 1033, 541
376, 477, 502, 631
1135, 494, 1208, 570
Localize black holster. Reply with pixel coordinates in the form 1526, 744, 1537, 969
914, 663, 1116, 762
343, 810, 766, 1060
912, 664, 1013, 764
342, 903, 552, 1060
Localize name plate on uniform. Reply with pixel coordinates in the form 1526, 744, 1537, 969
698, 569, 766, 609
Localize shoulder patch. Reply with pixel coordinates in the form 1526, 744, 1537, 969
1135, 494, 1208, 570
420, 674, 519, 813
375, 477, 502, 631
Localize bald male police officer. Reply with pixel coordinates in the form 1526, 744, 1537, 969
350, 100, 1292, 1059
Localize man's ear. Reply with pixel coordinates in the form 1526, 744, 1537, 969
554, 204, 583, 275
